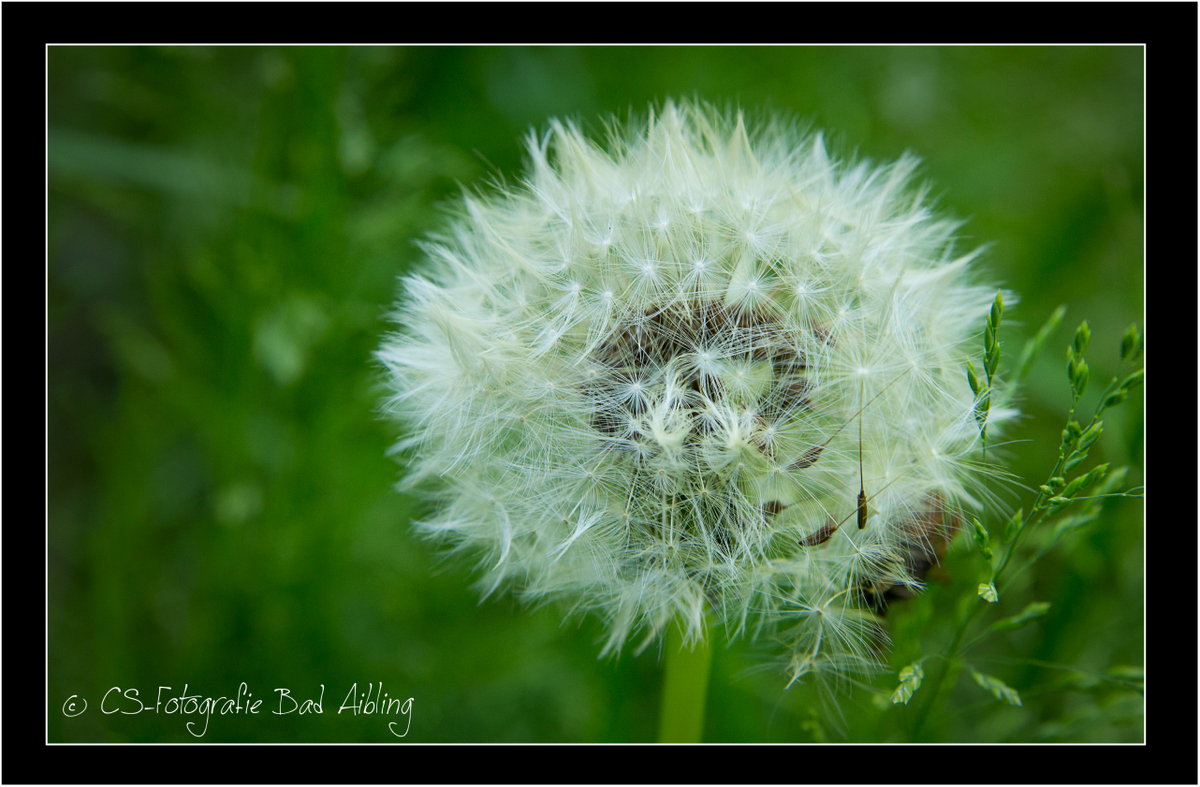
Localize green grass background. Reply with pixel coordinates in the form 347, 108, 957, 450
49, 46, 1143, 742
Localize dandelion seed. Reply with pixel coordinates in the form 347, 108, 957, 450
379, 100, 1014, 683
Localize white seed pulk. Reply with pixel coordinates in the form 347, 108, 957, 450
379, 100, 1013, 684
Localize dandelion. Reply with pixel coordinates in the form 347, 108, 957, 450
378, 100, 1012, 692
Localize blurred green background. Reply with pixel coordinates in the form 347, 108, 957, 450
49, 46, 1143, 742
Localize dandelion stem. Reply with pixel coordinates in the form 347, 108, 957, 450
657, 621, 712, 743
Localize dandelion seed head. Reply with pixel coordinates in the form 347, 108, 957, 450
379, 100, 1014, 679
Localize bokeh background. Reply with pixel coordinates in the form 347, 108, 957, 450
49, 46, 1143, 742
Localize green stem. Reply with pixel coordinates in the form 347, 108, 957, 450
656, 622, 712, 743
911, 600, 980, 741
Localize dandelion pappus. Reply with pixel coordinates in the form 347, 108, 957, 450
380, 99, 1015, 680
790, 369, 969, 615
786, 367, 970, 611
855, 378, 867, 530
857, 493, 960, 614
797, 515, 841, 547
796, 468, 915, 548
760, 370, 911, 542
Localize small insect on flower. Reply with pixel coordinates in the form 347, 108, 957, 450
378, 100, 1014, 684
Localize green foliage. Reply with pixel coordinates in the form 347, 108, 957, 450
990, 602, 1051, 633
969, 518, 992, 561
1120, 324, 1143, 365
48, 46, 1142, 743
901, 317, 1144, 742
1002, 508, 1024, 544
971, 669, 1023, 707
967, 290, 1005, 449
1015, 305, 1066, 383
890, 662, 924, 706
